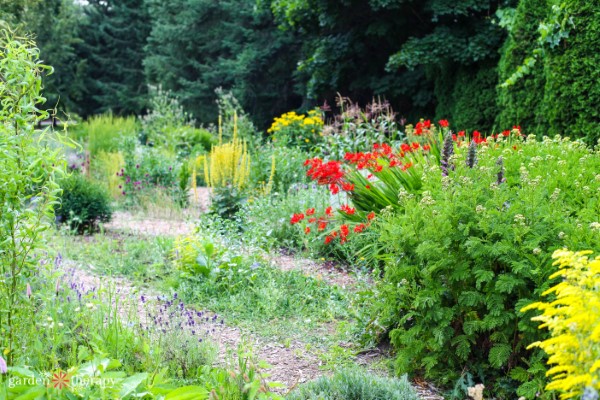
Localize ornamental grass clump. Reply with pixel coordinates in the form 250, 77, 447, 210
522, 249, 600, 400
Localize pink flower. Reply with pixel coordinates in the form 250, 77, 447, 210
0, 355, 7, 374
26, 283, 32, 299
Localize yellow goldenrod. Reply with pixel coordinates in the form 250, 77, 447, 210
522, 249, 600, 399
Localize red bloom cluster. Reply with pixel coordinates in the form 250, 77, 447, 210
414, 120, 432, 135
304, 158, 345, 185
438, 119, 449, 128
290, 213, 305, 224
340, 204, 356, 215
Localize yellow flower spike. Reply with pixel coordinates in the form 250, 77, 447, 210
523, 249, 600, 398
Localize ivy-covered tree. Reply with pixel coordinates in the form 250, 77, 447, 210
542, 0, 600, 144
145, 0, 302, 128
496, 0, 549, 135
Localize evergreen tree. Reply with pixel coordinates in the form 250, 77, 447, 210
145, 0, 301, 128
78, 0, 150, 116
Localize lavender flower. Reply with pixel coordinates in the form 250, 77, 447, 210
0, 355, 7, 373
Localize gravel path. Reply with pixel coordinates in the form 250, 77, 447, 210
92, 208, 444, 398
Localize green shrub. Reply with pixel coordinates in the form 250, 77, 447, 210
56, 174, 113, 233
250, 146, 310, 194
286, 369, 419, 400
496, 0, 549, 135
543, 0, 600, 145
368, 135, 600, 398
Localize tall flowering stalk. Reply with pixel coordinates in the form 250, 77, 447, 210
522, 250, 600, 399
466, 140, 477, 168
496, 157, 506, 185
440, 132, 455, 176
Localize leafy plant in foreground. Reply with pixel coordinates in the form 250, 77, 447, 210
0, 29, 66, 364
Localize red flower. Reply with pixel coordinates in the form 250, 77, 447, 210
365, 185, 371, 189
452, 134, 457, 141
502, 130, 510, 137
423, 144, 431, 151
325, 235, 334, 244
512, 125, 521, 133
306, 208, 315, 216
423, 120, 431, 129
325, 207, 333, 216
354, 223, 366, 233
340, 224, 349, 238
340, 204, 356, 215
411, 142, 420, 150
367, 212, 376, 221
290, 213, 305, 225
318, 221, 328, 231
304, 227, 311, 234
472, 130, 481, 139
342, 182, 355, 191
308, 217, 317, 223
305, 158, 345, 186
375, 165, 383, 172
438, 119, 449, 128
457, 131, 465, 137
400, 143, 411, 152
329, 183, 340, 194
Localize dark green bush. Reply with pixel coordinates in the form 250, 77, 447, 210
543, 0, 600, 145
368, 135, 600, 398
496, 0, 549, 135
286, 369, 419, 400
56, 174, 113, 233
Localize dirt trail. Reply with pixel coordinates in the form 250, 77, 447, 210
61, 260, 322, 390
97, 211, 443, 399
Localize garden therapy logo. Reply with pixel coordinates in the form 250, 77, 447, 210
51, 370, 70, 389
5, 369, 115, 390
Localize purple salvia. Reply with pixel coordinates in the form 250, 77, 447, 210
466, 140, 477, 168
496, 157, 506, 185
440, 132, 455, 177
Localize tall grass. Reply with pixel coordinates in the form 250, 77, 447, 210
85, 113, 138, 156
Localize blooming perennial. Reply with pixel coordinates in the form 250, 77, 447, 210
522, 249, 600, 399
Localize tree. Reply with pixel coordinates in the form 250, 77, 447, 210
145, 0, 301, 128
77, 0, 150, 116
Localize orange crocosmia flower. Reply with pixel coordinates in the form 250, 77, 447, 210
367, 212, 376, 221
304, 227, 311, 234
306, 208, 315, 215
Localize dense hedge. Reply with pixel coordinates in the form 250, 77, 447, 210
496, 0, 548, 135
543, 0, 600, 144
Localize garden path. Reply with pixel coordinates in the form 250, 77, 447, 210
87, 211, 443, 399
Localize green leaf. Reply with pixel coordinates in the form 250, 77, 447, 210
119, 373, 149, 398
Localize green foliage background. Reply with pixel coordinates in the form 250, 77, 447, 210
1, 0, 599, 138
